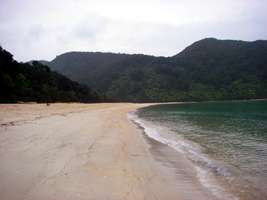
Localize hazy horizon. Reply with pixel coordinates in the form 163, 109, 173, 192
1, 0, 267, 62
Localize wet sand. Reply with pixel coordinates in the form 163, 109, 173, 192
0, 103, 216, 200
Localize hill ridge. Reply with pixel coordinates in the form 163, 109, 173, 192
40, 38, 267, 101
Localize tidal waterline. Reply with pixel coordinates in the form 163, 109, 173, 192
136, 100, 267, 200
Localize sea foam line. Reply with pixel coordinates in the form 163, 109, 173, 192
127, 111, 238, 200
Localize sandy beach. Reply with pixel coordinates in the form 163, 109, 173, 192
0, 103, 216, 200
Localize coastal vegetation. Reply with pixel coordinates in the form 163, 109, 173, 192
0, 46, 99, 103
1, 38, 267, 103
46, 38, 267, 102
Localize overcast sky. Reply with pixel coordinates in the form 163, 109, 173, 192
0, 0, 266, 61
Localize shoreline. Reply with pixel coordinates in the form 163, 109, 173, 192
0, 103, 218, 200
129, 109, 238, 200
133, 101, 267, 200
128, 112, 220, 199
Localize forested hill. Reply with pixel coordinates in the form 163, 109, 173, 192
0, 47, 99, 103
44, 38, 267, 101
48, 52, 158, 92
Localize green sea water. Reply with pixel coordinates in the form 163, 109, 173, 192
137, 100, 267, 200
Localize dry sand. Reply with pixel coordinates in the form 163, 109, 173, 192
0, 103, 217, 200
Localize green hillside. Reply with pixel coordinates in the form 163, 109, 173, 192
40, 38, 267, 102
0, 47, 99, 103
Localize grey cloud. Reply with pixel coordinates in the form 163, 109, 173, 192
73, 16, 108, 40
0, 0, 266, 61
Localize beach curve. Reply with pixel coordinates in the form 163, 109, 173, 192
0, 103, 217, 200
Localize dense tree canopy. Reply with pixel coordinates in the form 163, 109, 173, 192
46, 38, 267, 102
1, 38, 267, 103
0, 47, 99, 103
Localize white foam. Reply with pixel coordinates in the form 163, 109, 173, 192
127, 111, 238, 200
196, 166, 238, 200
128, 111, 197, 154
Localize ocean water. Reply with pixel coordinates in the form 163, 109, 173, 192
132, 100, 267, 200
